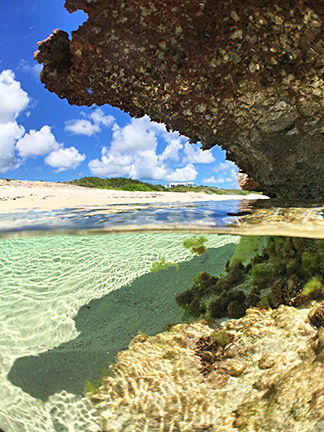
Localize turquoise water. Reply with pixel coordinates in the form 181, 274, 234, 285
0, 231, 238, 431
1, 199, 324, 431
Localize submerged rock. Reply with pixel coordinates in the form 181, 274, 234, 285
309, 301, 324, 327
89, 305, 324, 431
34, 0, 324, 199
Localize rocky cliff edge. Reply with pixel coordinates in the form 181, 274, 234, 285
34, 0, 324, 199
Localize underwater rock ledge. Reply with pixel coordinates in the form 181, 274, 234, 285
89, 305, 324, 432
35, 0, 324, 199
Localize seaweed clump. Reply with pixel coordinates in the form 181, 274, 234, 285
150, 257, 179, 272
176, 262, 249, 322
175, 236, 324, 323
267, 237, 324, 307
194, 330, 234, 376
182, 235, 208, 256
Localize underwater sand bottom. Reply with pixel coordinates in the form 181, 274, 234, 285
0, 233, 238, 432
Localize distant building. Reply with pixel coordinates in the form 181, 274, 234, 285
165, 181, 195, 188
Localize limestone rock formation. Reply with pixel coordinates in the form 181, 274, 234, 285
34, 0, 324, 199
237, 170, 262, 192
88, 305, 324, 431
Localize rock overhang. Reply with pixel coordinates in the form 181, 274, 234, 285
35, 0, 324, 199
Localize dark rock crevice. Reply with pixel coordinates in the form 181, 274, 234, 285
34, 0, 324, 199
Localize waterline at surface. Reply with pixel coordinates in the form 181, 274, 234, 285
0, 199, 323, 238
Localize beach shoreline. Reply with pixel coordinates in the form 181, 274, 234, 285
0, 179, 267, 212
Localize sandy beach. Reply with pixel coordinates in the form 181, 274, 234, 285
0, 179, 266, 212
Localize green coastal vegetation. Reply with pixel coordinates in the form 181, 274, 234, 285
67, 176, 166, 192
67, 176, 260, 195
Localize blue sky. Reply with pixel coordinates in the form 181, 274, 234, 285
0, 0, 239, 187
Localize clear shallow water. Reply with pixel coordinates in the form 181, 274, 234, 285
1, 198, 324, 432
0, 232, 239, 432
0, 200, 243, 234
1, 199, 323, 238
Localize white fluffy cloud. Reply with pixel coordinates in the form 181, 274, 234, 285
0, 122, 25, 172
212, 160, 237, 172
129, 151, 168, 180
202, 175, 224, 185
165, 164, 197, 181
45, 147, 86, 172
0, 70, 29, 124
0, 70, 86, 174
88, 116, 201, 182
203, 160, 239, 187
65, 119, 101, 136
159, 138, 183, 162
90, 108, 114, 127
110, 117, 158, 152
183, 142, 215, 164
16, 125, 60, 158
0, 70, 29, 171
88, 148, 132, 177
65, 108, 114, 136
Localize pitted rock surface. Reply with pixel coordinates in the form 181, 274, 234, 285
35, 0, 324, 199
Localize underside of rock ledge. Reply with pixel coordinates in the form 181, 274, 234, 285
35, 0, 324, 199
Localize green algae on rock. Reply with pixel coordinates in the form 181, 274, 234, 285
175, 236, 324, 322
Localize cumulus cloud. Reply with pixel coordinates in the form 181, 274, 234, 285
159, 138, 183, 162
90, 108, 114, 127
0, 70, 29, 124
88, 116, 176, 180
165, 164, 197, 181
87, 115, 215, 182
129, 156, 197, 182
65, 108, 114, 136
89, 141, 197, 182
128, 151, 168, 180
202, 175, 224, 185
45, 147, 86, 172
0, 70, 29, 171
212, 160, 237, 172
65, 119, 101, 136
203, 160, 239, 187
0, 122, 25, 172
0, 69, 86, 174
16, 125, 60, 158
183, 142, 215, 164
88, 148, 132, 177
110, 117, 158, 152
